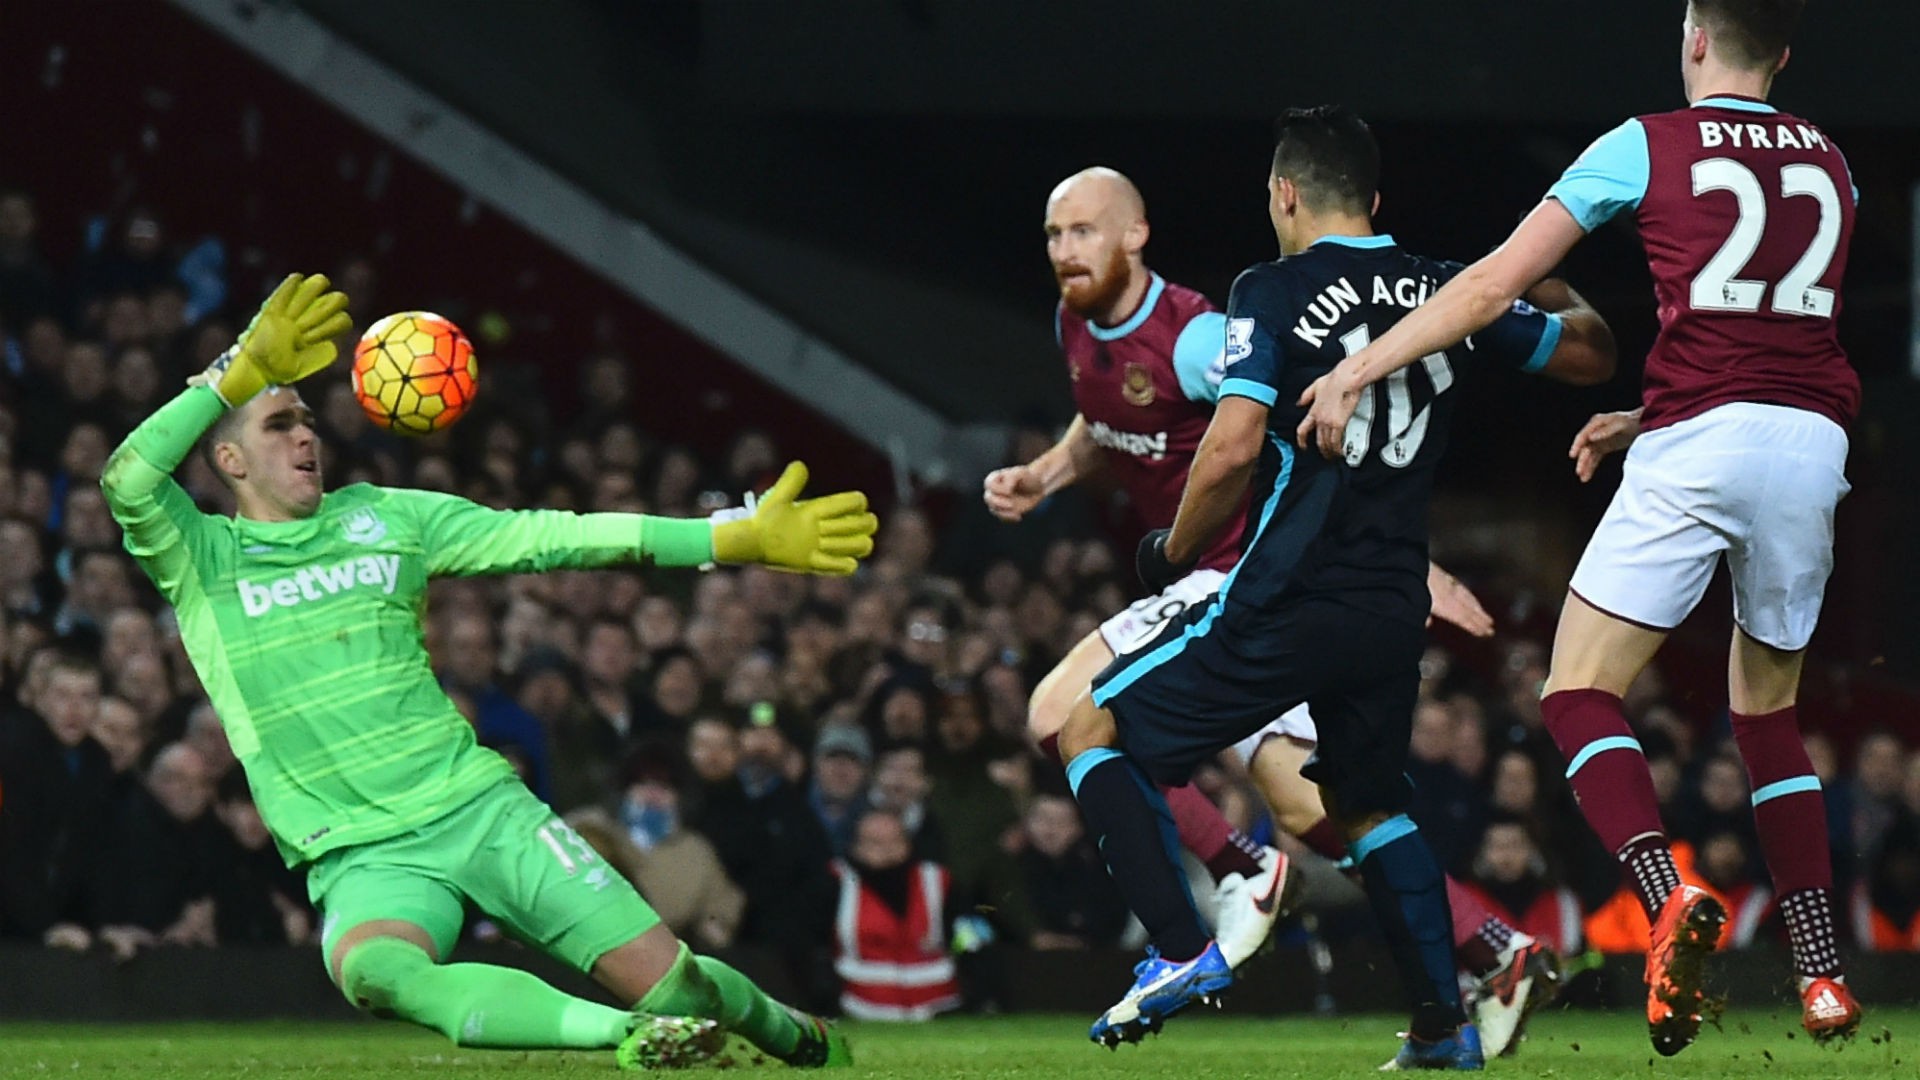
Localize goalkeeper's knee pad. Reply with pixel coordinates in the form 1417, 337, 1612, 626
337, 936, 435, 1016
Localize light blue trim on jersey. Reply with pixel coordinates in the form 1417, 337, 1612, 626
1066, 746, 1124, 796
1219, 376, 1278, 406
1086, 273, 1165, 342
1312, 233, 1396, 250
1752, 775, 1822, 807
1695, 95, 1777, 114
1092, 436, 1293, 707
1564, 735, 1643, 779
1547, 119, 1650, 233
1520, 312, 1565, 374
1053, 305, 1063, 348
1351, 814, 1418, 863
1174, 311, 1227, 404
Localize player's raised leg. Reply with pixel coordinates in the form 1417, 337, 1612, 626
1059, 693, 1231, 1047
1726, 627, 1859, 1040
1542, 593, 1725, 1057
1033, 627, 1281, 967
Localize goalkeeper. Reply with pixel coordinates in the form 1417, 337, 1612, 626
101, 273, 874, 1068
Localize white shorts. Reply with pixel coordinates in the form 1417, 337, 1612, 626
1568, 402, 1850, 651
1230, 704, 1318, 767
1098, 570, 1322, 765
1098, 568, 1228, 654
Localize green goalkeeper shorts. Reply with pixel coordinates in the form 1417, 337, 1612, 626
307, 779, 660, 979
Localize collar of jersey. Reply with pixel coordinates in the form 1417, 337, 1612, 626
1086, 273, 1165, 341
1311, 233, 1396, 250
1693, 94, 1776, 114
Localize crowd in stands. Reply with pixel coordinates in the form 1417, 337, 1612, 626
4, 186, 1920, 1017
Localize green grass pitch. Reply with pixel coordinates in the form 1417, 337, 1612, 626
0, 1010, 1908, 1078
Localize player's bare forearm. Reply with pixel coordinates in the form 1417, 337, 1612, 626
1166, 397, 1266, 565
1036, 414, 1103, 494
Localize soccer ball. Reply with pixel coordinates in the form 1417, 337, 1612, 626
350, 311, 478, 435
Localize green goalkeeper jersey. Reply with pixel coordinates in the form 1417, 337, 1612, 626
101, 386, 710, 866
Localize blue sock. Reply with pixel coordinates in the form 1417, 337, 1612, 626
1352, 815, 1466, 1040
1068, 748, 1209, 961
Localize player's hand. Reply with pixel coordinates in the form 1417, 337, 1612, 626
710, 461, 878, 576
1135, 528, 1194, 593
983, 465, 1046, 522
1296, 362, 1364, 461
1426, 562, 1495, 637
1569, 408, 1643, 483
202, 272, 353, 406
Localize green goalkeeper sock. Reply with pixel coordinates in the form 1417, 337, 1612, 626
339, 937, 633, 1049
637, 943, 804, 1057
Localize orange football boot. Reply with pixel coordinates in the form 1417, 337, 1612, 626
1645, 884, 1727, 1056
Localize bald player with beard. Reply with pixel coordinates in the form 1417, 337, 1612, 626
987, 171, 1556, 1052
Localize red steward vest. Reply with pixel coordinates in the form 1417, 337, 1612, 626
831, 859, 961, 1021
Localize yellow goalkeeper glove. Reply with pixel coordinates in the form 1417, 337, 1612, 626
710, 462, 878, 576
201, 272, 353, 407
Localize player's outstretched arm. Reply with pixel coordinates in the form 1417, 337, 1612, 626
411, 461, 876, 579
984, 414, 1102, 522
1297, 201, 1588, 457
102, 272, 352, 595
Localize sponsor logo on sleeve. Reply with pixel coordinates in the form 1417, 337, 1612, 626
1226, 318, 1255, 364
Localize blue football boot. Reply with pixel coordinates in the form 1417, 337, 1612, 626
1378, 1022, 1486, 1071
1089, 942, 1233, 1048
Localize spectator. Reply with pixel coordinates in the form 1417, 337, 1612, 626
179, 700, 235, 781
593, 743, 745, 950
513, 648, 616, 814
208, 773, 311, 945
434, 611, 552, 801
870, 742, 946, 863
633, 648, 706, 741
53, 547, 133, 638
1849, 730, 1908, 868
0, 188, 58, 327
1852, 812, 1920, 951
91, 694, 147, 781
1695, 830, 1772, 948
0, 651, 114, 947
830, 809, 961, 1022
809, 724, 873, 857
579, 616, 641, 737
1461, 815, 1582, 956
1018, 794, 1127, 950
1405, 699, 1484, 871
100, 742, 221, 954
925, 684, 1022, 903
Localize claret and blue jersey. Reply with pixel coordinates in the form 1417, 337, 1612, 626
1546, 95, 1859, 431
